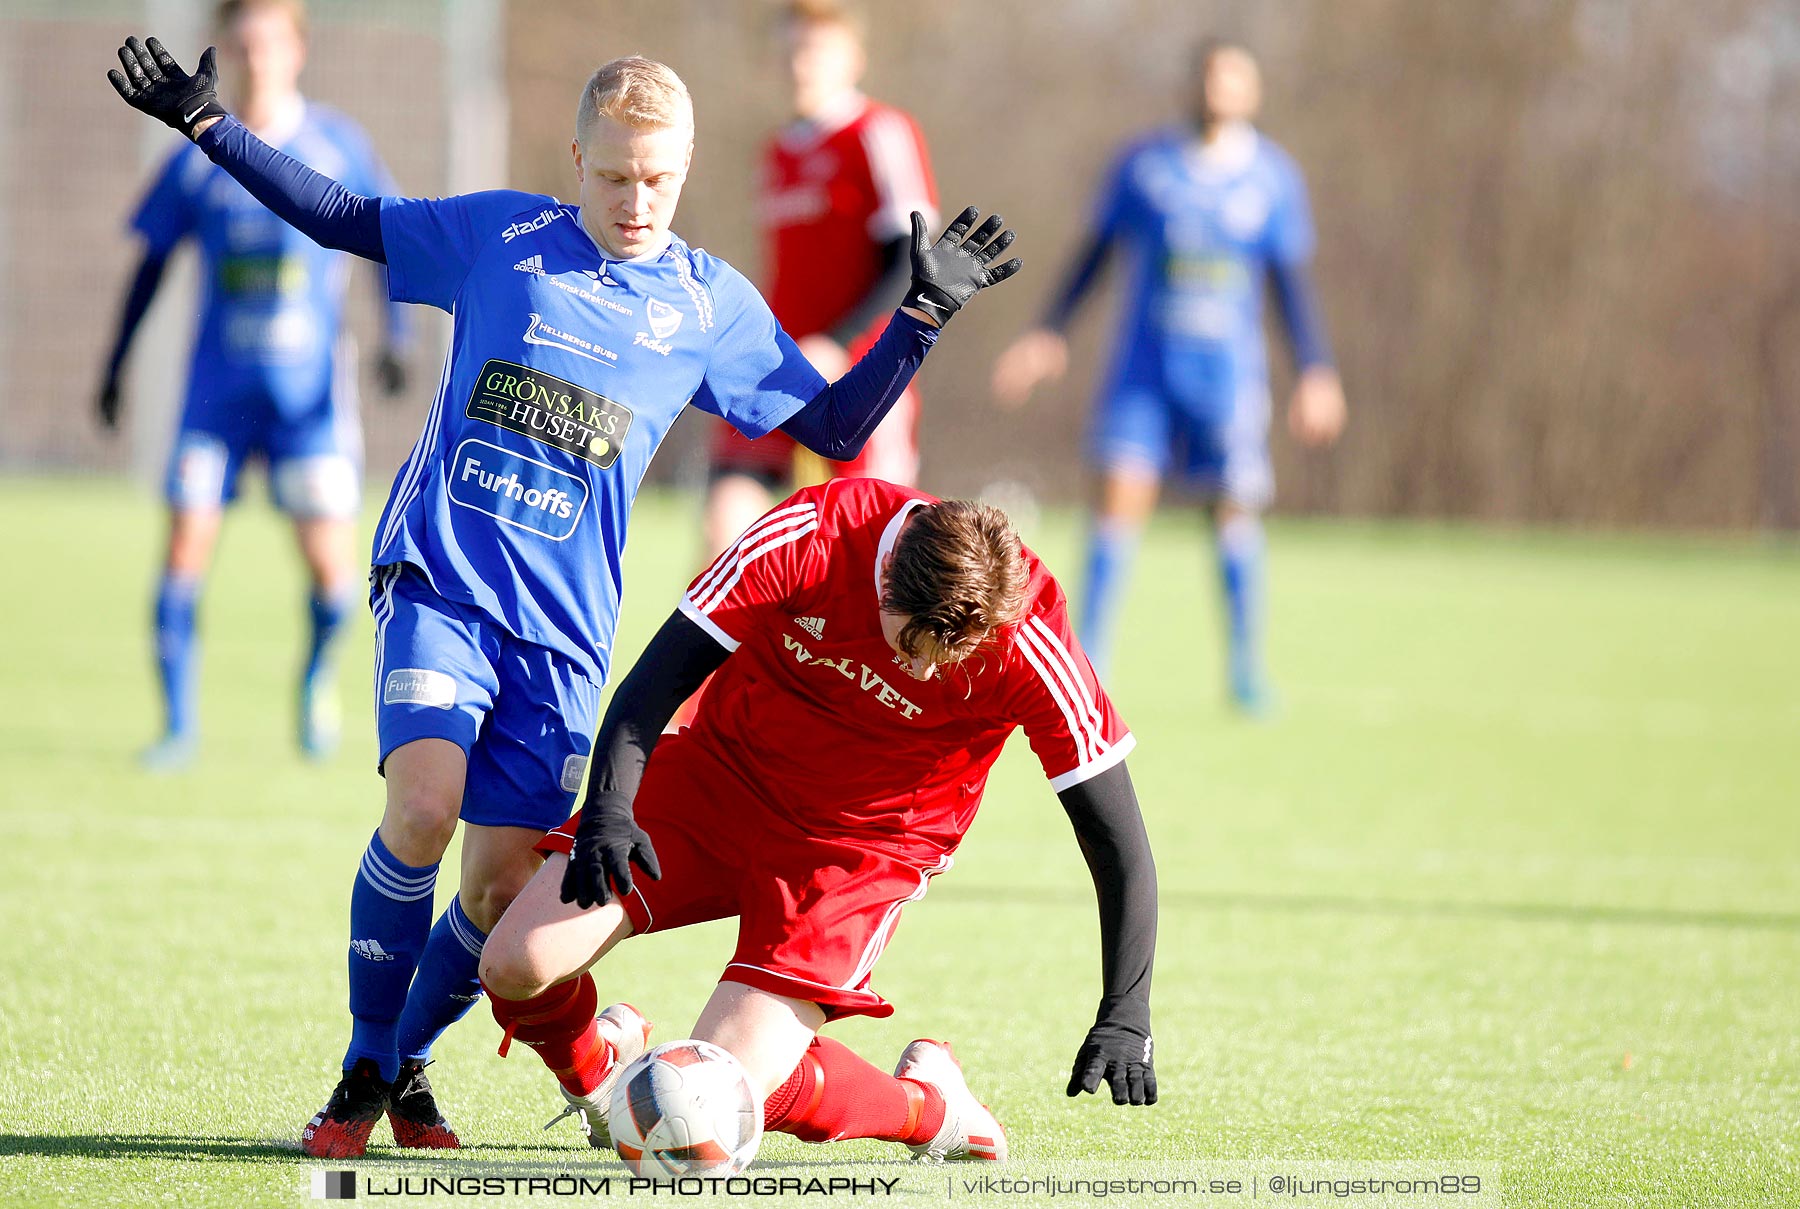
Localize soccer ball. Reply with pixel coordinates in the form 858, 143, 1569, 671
609, 1039, 763, 1176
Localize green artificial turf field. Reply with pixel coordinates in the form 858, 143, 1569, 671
1, 478, 1796, 1207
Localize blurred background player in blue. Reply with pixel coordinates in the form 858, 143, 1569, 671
96, 0, 410, 769
992, 38, 1345, 712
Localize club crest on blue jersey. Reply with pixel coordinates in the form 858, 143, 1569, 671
463, 359, 633, 469
646, 298, 683, 340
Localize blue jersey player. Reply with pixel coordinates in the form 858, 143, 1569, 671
98, 0, 410, 769
106, 35, 1020, 1157
993, 39, 1346, 710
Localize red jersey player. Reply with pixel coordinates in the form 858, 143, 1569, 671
702, 0, 939, 559
480, 479, 1159, 1161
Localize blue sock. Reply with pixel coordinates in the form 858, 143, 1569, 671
345, 830, 439, 1082
1078, 519, 1140, 679
153, 572, 202, 740
1217, 512, 1267, 704
394, 895, 488, 1064
305, 587, 354, 684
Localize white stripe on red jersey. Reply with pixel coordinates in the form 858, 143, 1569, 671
692, 519, 819, 615
1015, 622, 1106, 767
861, 108, 937, 239
689, 501, 818, 611
1047, 732, 1137, 794
1024, 616, 1110, 755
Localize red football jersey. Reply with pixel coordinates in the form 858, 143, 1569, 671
758, 93, 939, 337
676, 479, 1134, 859
711, 95, 937, 481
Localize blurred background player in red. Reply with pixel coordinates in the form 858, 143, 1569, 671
702, 0, 938, 559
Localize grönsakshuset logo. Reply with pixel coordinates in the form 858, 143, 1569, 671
464, 359, 633, 469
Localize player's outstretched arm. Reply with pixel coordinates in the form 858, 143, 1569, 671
777, 206, 1020, 460
107, 37, 387, 262
1058, 761, 1159, 1106
560, 611, 731, 910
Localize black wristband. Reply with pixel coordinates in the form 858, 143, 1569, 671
178, 99, 230, 140
901, 281, 960, 328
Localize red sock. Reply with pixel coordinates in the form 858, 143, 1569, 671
763, 1035, 945, 1145
484, 974, 615, 1097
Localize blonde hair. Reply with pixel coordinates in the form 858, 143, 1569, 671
576, 56, 694, 145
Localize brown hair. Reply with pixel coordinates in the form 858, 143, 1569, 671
215, 0, 307, 37
882, 501, 1029, 664
576, 55, 695, 145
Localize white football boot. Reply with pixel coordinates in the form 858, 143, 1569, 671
543, 1002, 653, 1149
894, 1039, 1008, 1162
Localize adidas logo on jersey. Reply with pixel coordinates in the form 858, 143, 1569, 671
350, 939, 396, 963
513, 254, 545, 275
794, 615, 826, 640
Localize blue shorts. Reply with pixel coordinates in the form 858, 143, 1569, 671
371, 563, 602, 832
1090, 381, 1273, 510
165, 376, 361, 518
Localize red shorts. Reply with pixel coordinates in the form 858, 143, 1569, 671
709, 423, 797, 483
538, 731, 951, 1019
708, 393, 919, 488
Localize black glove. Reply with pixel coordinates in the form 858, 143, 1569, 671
97, 377, 123, 430
376, 349, 409, 398
559, 790, 662, 910
901, 206, 1022, 327
1066, 997, 1157, 1106
107, 38, 228, 140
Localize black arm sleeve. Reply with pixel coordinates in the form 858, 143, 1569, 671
585, 610, 732, 805
826, 235, 911, 347
1042, 228, 1116, 333
777, 309, 937, 461
1057, 762, 1157, 1020
192, 116, 386, 261
103, 249, 169, 384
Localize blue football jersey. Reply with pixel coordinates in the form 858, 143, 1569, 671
1092, 126, 1315, 412
131, 102, 394, 413
372, 191, 827, 684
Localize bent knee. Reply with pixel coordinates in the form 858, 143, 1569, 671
459, 866, 535, 935
382, 794, 460, 862
478, 940, 558, 1001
